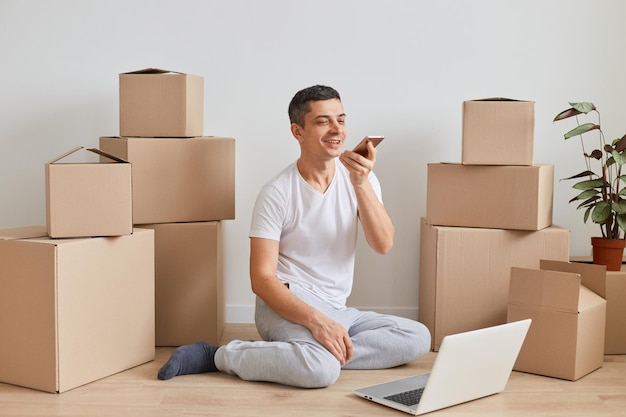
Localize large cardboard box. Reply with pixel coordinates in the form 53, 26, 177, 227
100, 136, 235, 224
462, 98, 534, 166
507, 260, 606, 381
0, 227, 155, 393
140, 222, 225, 346
119, 68, 204, 137
426, 163, 553, 231
419, 218, 569, 351
570, 256, 626, 354
46, 147, 132, 238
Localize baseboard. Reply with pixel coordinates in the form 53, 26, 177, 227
226, 305, 419, 323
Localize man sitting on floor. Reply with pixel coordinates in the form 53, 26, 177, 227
158, 84, 431, 388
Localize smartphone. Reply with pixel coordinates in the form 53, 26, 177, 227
352, 136, 384, 157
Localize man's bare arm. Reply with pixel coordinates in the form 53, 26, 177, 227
339, 141, 394, 254
249, 237, 353, 364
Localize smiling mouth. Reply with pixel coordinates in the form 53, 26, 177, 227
324, 139, 342, 145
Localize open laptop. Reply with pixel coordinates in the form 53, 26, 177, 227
354, 319, 531, 415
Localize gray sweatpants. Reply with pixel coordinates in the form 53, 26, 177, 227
214, 283, 432, 388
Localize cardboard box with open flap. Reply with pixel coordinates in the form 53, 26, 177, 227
508, 260, 606, 380
45, 146, 132, 238
570, 256, 626, 354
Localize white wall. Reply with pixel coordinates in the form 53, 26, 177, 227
2, 0, 625, 322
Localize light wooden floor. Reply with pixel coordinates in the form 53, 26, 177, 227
1, 324, 625, 417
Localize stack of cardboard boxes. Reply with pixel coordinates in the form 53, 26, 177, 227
0, 147, 155, 392
0, 68, 234, 393
419, 98, 570, 350
419, 98, 608, 380
100, 68, 235, 348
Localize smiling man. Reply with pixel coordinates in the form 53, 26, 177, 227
158, 85, 431, 388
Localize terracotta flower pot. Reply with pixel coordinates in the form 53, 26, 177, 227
591, 237, 626, 271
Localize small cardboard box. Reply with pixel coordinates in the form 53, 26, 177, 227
419, 218, 570, 351
426, 163, 553, 231
0, 227, 155, 393
570, 256, 626, 354
99, 136, 235, 225
140, 221, 224, 346
46, 147, 132, 238
119, 68, 204, 137
462, 98, 534, 166
508, 260, 606, 381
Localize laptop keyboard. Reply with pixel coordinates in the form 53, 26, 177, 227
384, 387, 425, 406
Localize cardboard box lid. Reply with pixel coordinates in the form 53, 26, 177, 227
465, 97, 534, 103
47, 147, 127, 165
539, 259, 607, 299
121, 68, 189, 76
510, 267, 606, 313
510, 267, 581, 313
120, 68, 191, 76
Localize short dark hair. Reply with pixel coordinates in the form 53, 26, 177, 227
288, 85, 341, 126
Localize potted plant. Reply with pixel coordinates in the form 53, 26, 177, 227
553, 102, 626, 271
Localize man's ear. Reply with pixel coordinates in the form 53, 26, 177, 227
291, 123, 303, 142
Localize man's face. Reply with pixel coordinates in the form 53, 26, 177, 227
294, 98, 346, 159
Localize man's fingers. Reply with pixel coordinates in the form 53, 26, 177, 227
324, 338, 349, 365
344, 336, 354, 362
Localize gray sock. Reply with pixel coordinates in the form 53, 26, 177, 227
158, 341, 220, 380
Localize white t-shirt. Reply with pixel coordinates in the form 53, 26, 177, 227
249, 158, 383, 308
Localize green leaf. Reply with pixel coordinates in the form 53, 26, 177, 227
575, 189, 600, 200
613, 149, 626, 165
573, 179, 604, 190
553, 108, 582, 122
554, 103, 596, 121
584, 206, 592, 223
577, 195, 600, 209
616, 134, 626, 152
563, 170, 597, 181
591, 201, 611, 224
613, 200, 626, 214
564, 123, 600, 139
607, 156, 616, 167
617, 213, 626, 232
570, 102, 596, 114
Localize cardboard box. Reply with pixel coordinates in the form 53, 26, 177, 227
119, 68, 204, 137
99, 136, 235, 224
426, 163, 553, 231
139, 222, 224, 346
419, 218, 569, 351
462, 98, 534, 166
46, 147, 132, 238
571, 256, 626, 354
0, 227, 155, 393
508, 260, 606, 380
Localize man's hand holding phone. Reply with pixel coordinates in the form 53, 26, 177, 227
352, 136, 384, 158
